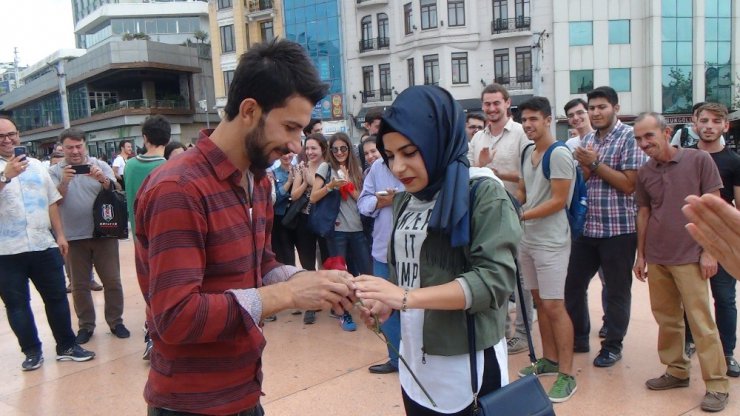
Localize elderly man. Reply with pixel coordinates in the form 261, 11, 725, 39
49, 128, 130, 345
0, 117, 95, 371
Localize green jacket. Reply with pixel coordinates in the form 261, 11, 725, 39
388, 178, 521, 356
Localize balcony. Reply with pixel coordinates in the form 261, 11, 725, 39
493, 76, 533, 90
491, 16, 531, 34
359, 37, 390, 53
247, 0, 273, 20
90, 99, 190, 116
361, 88, 393, 103
356, 0, 389, 7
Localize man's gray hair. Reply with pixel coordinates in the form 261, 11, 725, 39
634, 112, 668, 130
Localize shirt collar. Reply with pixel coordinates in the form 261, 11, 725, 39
197, 129, 242, 186
485, 117, 514, 136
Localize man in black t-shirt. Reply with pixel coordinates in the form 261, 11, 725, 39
686, 102, 740, 378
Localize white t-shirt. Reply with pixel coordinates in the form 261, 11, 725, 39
466, 118, 531, 195
112, 155, 126, 177
395, 195, 485, 413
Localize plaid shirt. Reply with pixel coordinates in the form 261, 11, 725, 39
582, 120, 647, 238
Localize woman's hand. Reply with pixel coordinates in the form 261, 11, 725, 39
356, 298, 393, 329
353, 274, 406, 310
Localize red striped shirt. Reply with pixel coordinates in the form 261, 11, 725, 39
135, 132, 279, 415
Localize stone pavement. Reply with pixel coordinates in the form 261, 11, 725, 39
0, 238, 738, 415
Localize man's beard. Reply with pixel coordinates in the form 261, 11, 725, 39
245, 118, 289, 178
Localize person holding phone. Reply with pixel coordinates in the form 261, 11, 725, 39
311, 132, 371, 331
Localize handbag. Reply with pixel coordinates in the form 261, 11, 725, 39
92, 184, 129, 239
307, 165, 342, 238
466, 262, 555, 416
466, 179, 554, 416
281, 193, 309, 229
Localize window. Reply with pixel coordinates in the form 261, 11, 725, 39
379, 63, 391, 99
220, 24, 235, 53
377, 13, 389, 47
570, 70, 594, 94
448, 0, 465, 27
361, 15, 373, 50
705, 0, 732, 108
494, 48, 509, 84
223, 70, 235, 92
420, 0, 438, 30
662, 1, 693, 113
217, 0, 232, 10
610, 68, 631, 92
514, 0, 529, 28
515, 46, 532, 82
261, 21, 274, 42
493, 0, 508, 22
609, 20, 630, 44
363, 66, 375, 100
408, 58, 415, 86
423, 54, 439, 85
569, 22, 593, 46
451, 52, 468, 84
404, 3, 413, 34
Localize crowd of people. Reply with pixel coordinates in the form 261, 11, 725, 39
1, 38, 739, 416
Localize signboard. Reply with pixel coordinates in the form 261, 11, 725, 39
664, 114, 692, 124
312, 94, 344, 120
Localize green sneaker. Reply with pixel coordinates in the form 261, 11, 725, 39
548, 373, 577, 403
517, 358, 559, 377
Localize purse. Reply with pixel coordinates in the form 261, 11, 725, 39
466, 261, 555, 416
281, 193, 309, 229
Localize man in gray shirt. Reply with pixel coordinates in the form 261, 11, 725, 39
49, 128, 130, 345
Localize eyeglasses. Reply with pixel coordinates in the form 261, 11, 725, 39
331, 146, 349, 154
467, 125, 484, 131
566, 110, 587, 119
0, 131, 19, 141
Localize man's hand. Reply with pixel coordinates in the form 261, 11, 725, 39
574, 144, 598, 167
478, 147, 495, 168
56, 235, 69, 257
286, 270, 354, 313
60, 165, 75, 185
700, 251, 718, 280
89, 164, 108, 184
633, 255, 648, 282
4, 155, 28, 180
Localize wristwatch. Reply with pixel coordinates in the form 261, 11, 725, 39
0, 172, 10, 184
589, 160, 601, 171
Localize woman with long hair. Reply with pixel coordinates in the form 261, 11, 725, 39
311, 132, 372, 331
353, 86, 521, 415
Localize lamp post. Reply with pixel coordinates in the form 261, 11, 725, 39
46, 60, 71, 129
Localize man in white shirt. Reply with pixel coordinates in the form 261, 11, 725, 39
112, 139, 133, 189
564, 98, 593, 151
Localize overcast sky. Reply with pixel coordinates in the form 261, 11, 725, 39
2, 0, 76, 67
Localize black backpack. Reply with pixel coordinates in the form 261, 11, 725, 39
93, 186, 129, 239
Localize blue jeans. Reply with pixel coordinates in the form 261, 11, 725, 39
0, 248, 76, 355
374, 260, 400, 369
327, 231, 372, 276
686, 265, 737, 356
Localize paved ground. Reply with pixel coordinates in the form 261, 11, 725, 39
1, 238, 739, 415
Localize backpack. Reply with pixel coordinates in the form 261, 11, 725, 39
308, 165, 341, 238
521, 141, 588, 239
93, 185, 129, 239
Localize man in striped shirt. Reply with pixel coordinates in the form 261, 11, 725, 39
135, 40, 354, 416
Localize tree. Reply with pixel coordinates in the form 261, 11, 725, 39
122, 32, 151, 41
194, 30, 209, 44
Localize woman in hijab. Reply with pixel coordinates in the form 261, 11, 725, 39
353, 86, 521, 416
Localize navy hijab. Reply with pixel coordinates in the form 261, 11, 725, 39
377, 85, 471, 247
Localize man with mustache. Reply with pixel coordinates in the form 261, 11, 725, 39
134, 40, 354, 416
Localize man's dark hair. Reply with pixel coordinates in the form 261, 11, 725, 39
587, 86, 619, 106
519, 96, 552, 118
564, 98, 588, 114
692, 101, 707, 116
142, 115, 171, 146
303, 118, 322, 136
364, 108, 383, 126
223, 39, 328, 121
59, 127, 86, 142
466, 113, 486, 123
118, 139, 131, 150
164, 141, 188, 160
481, 83, 510, 101
0, 115, 18, 130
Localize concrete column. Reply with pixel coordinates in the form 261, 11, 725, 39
693, 0, 706, 104
142, 80, 156, 103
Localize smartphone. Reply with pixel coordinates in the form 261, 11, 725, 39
376, 191, 389, 196
71, 164, 91, 175
13, 146, 27, 161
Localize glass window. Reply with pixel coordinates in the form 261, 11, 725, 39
447, 0, 465, 27
570, 70, 594, 94
451, 52, 468, 84
408, 58, 415, 86
361, 15, 372, 41
379, 63, 391, 98
608, 20, 630, 44
145, 19, 157, 34
404, 3, 413, 34
610, 68, 631, 92
261, 21, 274, 42
493, 0, 508, 22
217, 0, 232, 9
569, 21, 592, 46
423, 54, 439, 85
377, 13, 389, 42
676, 0, 692, 16
514, 0, 529, 28
363, 66, 374, 100
223, 70, 235, 92
220, 24, 235, 53
420, 0, 437, 30
494, 48, 509, 84
515, 46, 531, 82
662, 66, 692, 113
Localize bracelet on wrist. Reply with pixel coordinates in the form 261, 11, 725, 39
401, 289, 409, 312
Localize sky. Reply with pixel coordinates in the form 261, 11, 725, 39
2, 0, 76, 67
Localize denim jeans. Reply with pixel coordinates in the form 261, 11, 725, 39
686, 264, 737, 356
374, 260, 400, 369
564, 233, 637, 354
327, 231, 372, 276
0, 248, 76, 355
